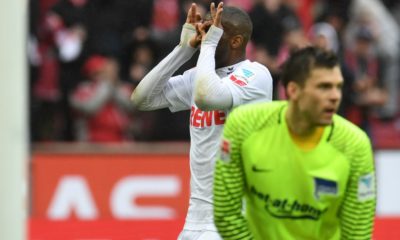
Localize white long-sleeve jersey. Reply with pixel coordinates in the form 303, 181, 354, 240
132, 24, 273, 231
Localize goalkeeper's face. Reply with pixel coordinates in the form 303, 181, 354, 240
295, 66, 343, 126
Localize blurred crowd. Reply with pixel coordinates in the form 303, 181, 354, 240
28, 0, 400, 144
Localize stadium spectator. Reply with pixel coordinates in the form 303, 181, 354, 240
249, 0, 300, 76
44, 0, 90, 140
214, 46, 376, 239
124, 40, 164, 141
346, 0, 400, 120
29, 0, 400, 145
344, 27, 387, 137
85, 0, 154, 58
70, 55, 135, 142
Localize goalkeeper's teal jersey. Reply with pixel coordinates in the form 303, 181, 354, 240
214, 101, 376, 240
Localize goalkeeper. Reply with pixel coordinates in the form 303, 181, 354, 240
213, 46, 376, 240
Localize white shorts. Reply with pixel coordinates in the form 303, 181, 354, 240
177, 229, 222, 240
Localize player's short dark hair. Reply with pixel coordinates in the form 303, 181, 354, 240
221, 6, 253, 45
281, 46, 339, 88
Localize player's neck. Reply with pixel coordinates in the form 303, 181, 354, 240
285, 105, 319, 137
288, 124, 324, 150
232, 52, 246, 65
219, 52, 246, 68
285, 107, 324, 150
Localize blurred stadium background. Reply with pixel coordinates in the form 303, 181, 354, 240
1, 0, 400, 239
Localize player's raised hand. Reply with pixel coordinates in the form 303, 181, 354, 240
210, 2, 223, 29
186, 3, 202, 26
185, 3, 203, 48
193, 2, 223, 43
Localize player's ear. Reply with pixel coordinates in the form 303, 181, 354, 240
230, 35, 243, 49
286, 81, 300, 100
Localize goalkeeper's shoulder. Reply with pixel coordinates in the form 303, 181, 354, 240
331, 114, 372, 151
229, 101, 286, 122
226, 101, 285, 133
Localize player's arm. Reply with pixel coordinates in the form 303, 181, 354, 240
131, 4, 201, 111
214, 109, 254, 240
339, 133, 376, 239
193, 2, 234, 111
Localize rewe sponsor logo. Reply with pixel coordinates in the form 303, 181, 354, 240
190, 106, 226, 128
251, 186, 327, 220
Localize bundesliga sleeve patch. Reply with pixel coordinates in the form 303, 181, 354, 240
219, 138, 231, 163
357, 173, 376, 202
229, 68, 255, 87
